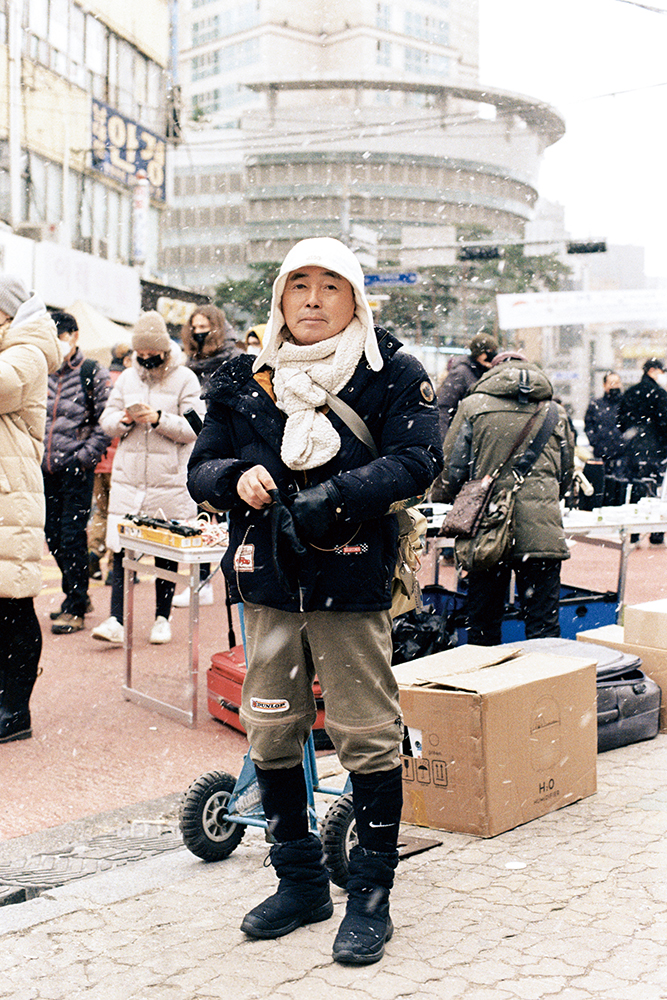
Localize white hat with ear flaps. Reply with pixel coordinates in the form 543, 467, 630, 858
252, 237, 383, 373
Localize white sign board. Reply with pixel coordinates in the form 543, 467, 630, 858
496, 289, 667, 329
400, 225, 457, 268
33, 242, 141, 324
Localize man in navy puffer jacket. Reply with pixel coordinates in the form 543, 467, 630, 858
43, 311, 110, 633
188, 237, 442, 966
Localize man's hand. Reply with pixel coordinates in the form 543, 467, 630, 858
290, 482, 344, 542
237, 465, 277, 509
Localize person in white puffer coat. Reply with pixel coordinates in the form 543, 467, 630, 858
92, 311, 205, 646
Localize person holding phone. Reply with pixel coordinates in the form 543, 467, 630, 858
91, 312, 204, 645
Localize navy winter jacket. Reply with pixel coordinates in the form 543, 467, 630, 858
584, 393, 626, 463
617, 374, 667, 480
187, 329, 443, 613
42, 349, 111, 474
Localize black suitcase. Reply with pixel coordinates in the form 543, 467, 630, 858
507, 637, 662, 753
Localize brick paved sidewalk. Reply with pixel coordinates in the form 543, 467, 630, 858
1, 735, 666, 1000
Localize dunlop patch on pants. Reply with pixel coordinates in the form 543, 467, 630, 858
250, 697, 290, 713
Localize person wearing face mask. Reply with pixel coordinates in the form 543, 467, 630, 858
243, 324, 265, 356
584, 371, 628, 479
91, 312, 205, 645
180, 304, 239, 388
618, 358, 667, 543
43, 311, 111, 634
172, 305, 240, 608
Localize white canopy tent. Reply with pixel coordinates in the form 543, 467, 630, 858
66, 300, 133, 366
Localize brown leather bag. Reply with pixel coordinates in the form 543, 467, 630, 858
439, 475, 495, 538
439, 404, 548, 539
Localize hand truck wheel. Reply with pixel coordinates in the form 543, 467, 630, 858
180, 770, 246, 861
320, 791, 357, 889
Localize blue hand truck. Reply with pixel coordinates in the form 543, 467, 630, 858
179, 598, 356, 887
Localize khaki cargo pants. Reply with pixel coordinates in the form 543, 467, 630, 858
240, 603, 403, 773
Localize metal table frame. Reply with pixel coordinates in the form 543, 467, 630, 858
121, 538, 228, 727
561, 515, 667, 611
427, 512, 667, 618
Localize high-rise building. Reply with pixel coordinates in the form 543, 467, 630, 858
162, 0, 564, 292
0, 0, 171, 321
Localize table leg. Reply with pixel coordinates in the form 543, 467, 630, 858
616, 527, 631, 619
123, 548, 136, 693
188, 562, 199, 727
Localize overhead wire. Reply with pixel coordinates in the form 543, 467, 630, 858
610, 0, 667, 12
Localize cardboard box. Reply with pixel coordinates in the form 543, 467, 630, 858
394, 645, 598, 838
577, 624, 667, 732
624, 599, 667, 650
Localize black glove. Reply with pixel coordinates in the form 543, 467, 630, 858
268, 490, 307, 598
289, 482, 345, 543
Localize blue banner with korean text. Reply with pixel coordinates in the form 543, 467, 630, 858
91, 99, 166, 202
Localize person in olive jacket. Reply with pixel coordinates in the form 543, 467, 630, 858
434, 351, 574, 646
187, 237, 442, 966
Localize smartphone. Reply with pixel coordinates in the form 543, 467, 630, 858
126, 402, 149, 416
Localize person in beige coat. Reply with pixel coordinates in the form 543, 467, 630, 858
92, 312, 204, 645
0, 275, 60, 743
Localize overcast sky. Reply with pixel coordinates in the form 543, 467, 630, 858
478, 0, 667, 280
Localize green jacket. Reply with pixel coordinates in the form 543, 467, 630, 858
435, 360, 575, 561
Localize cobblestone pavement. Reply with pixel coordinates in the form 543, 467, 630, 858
1, 736, 666, 1000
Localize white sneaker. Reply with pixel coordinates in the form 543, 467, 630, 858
150, 616, 172, 644
172, 583, 214, 607
92, 616, 124, 644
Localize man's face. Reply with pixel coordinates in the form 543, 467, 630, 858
59, 329, 78, 362
476, 352, 493, 369
281, 266, 356, 345
604, 374, 622, 393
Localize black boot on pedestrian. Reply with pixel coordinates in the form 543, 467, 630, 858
332, 844, 398, 965
240, 832, 333, 939
0, 707, 32, 743
331, 766, 403, 965
0, 659, 39, 744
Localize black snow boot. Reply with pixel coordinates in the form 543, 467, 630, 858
332, 844, 399, 965
0, 666, 36, 744
240, 832, 333, 939
332, 766, 403, 965
0, 650, 40, 744
0, 704, 32, 744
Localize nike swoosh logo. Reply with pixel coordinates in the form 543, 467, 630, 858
368, 821, 396, 829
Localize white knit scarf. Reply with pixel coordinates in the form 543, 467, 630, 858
272, 316, 367, 470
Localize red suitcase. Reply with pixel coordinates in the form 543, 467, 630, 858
207, 647, 329, 743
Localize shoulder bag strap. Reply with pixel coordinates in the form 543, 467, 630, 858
512, 401, 560, 480
488, 402, 546, 480
319, 387, 380, 460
